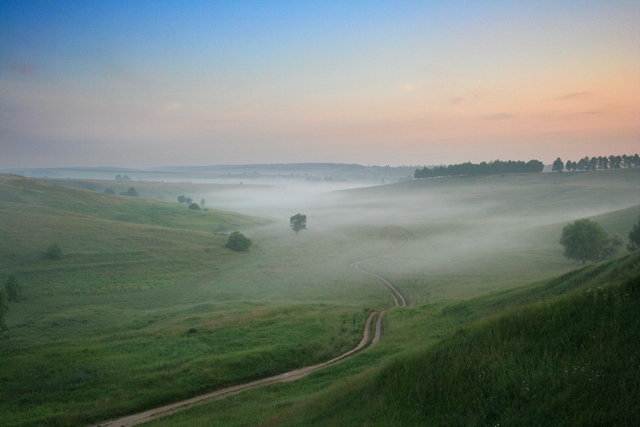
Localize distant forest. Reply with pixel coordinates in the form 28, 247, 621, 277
562, 154, 640, 171
414, 159, 544, 179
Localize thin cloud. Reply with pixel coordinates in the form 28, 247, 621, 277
557, 91, 592, 101
165, 102, 184, 112
6, 63, 34, 75
481, 113, 513, 120
575, 110, 604, 115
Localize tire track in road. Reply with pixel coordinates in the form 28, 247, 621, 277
89, 227, 412, 427
350, 226, 411, 308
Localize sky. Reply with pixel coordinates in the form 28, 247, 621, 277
1, 1, 639, 168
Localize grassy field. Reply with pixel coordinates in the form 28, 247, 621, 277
1, 169, 639, 426
0, 175, 386, 426
142, 252, 640, 427
260, 253, 640, 427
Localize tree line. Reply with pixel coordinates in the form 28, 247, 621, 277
414, 159, 544, 179
554, 154, 640, 172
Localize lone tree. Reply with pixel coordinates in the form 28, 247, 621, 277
224, 231, 252, 252
559, 219, 621, 265
178, 195, 186, 204
290, 213, 307, 235
552, 157, 564, 173
628, 215, 640, 252
5, 273, 22, 302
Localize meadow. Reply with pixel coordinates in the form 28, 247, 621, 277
1, 168, 639, 426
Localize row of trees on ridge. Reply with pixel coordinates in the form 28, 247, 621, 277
553, 154, 639, 172
415, 159, 544, 178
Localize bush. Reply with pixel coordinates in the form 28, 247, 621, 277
46, 243, 62, 260
188, 202, 200, 210
224, 231, 252, 252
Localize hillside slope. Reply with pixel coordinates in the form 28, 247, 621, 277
265, 252, 640, 427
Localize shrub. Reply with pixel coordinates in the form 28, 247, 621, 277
224, 231, 252, 252
188, 202, 200, 210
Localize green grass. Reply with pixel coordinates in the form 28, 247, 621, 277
0, 175, 390, 426
147, 252, 640, 427
2, 169, 640, 426
262, 252, 640, 427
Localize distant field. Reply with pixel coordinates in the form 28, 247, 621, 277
1, 169, 639, 426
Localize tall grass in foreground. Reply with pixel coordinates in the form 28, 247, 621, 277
265, 256, 640, 427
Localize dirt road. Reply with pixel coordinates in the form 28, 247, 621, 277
349, 226, 411, 308
89, 227, 410, 427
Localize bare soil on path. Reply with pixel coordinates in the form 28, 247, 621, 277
89, 227, 411, 427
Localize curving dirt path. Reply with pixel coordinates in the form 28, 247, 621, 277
349, 226, 411, 308
88, 227, 411, 427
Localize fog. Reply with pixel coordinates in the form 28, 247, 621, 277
193, 170, 640, 304
18, 166, 638, 305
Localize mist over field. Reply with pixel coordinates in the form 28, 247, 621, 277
2, 1, 640, 425
2, 165, 640, 426
191, 167, 640, 302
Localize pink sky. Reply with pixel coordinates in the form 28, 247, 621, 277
1, 1, 638, 168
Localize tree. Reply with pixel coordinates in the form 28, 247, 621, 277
628, 215, 640, 252
178, 195, 186, 204
201, 198, 205, 207
552, 157, 564, 173
46, 243, 62, 260
290, 213, 307, 235
5, 273, 22, 302
559, 219, 620, 265
224, 231, 252, 252
185, 197, 193, 205
0, 289, 8, 330
188, 202, 200, 210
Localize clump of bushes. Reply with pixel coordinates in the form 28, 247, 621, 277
224, 232, 252, 252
